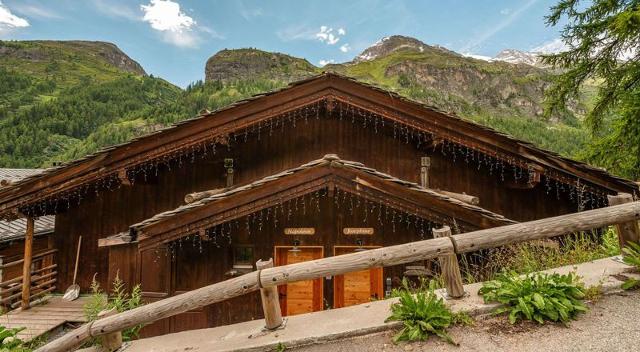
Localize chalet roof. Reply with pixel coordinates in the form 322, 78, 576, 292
0, 216, 55, 244
117, 155, 516, 248
0, 168, 44, 187
0, 73, 637, 220
0, 169, 54, 243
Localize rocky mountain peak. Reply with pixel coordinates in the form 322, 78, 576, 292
354, 35, 456, 62
205, 48, 316, 82
0, 40, 146, 75
493, 49, 541, 66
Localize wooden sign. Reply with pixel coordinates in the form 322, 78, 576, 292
284, 228, 315, 235
343, 227, 374, 235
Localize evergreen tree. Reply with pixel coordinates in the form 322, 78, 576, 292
543, 0, 640, 179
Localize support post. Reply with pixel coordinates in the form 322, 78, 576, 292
256, 258, 283, 330
607, 193, 640, 250
432, 226, 465, 299
224, 158, 234, 188
97, 308, 122, 351
21, 217, 34, 310
420, 157, 430, 188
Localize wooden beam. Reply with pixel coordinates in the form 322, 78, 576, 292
256, 258, 283, 330
433, 190, 479, 205
97, 234, 133, 247
433, 226, 465, 298
453, 201, 640, 253
607, 193, 640, 250
21, 217, 34, 310
117, 169, 132, 186
420, 157, 430, 188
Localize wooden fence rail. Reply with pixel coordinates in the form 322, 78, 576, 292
0, 251, 57, 310
37, 201, 640, 352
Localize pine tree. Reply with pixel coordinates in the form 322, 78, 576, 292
543, 0, 640, 179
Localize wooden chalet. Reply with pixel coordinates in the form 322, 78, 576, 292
0, 73, 636, 336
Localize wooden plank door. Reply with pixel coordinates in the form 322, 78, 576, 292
333, 246, 383, 308
138, 247, 171, 337
171, 243, 210, 333
274, 246, 323, 316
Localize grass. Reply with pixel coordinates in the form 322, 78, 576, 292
460, 228, 620, 283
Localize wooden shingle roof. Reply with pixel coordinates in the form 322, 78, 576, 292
118, 155, 516, 249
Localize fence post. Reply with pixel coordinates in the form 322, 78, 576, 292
256, 258, 283, 330
97, 308, 122, 351
433, 226, 465, 298
607, 193, 640, 251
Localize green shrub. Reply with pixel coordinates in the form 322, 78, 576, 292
0, 326, 25, 351
385, 288, 455, 344
84, 274, 144, 343
479, 271, 587, 325
621, 241, 640, 290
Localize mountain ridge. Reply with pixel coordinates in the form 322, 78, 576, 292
0, 37, 590, 175
204, 35, 579, 122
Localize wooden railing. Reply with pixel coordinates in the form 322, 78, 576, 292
38, 200, 640, 352
0, 249, 57, 310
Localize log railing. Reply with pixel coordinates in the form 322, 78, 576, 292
37, 201, 640, 352
0, 249, 57, 310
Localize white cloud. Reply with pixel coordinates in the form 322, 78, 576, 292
318, 59, 335, 66
92, 0, 139, 21
276, 24, 317, 41
316, 26, 343, 45
460, 0, 539, 53
237, 0, 263, 21
140, 0, 220, 48
340, 43, 351, 53
12, 3, 62, 20
0, 1, 29, 32
141, 0, 195, 32
532, 38, 568, 54
500, 8, 511, 15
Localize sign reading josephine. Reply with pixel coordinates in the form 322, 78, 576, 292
343, 227, 374, 235
284, 227, 315, 235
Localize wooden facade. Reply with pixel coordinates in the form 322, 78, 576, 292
0, 73, 636, 336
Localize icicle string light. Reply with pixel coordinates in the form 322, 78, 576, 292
14, 97, 618, 219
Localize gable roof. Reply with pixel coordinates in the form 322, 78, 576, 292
0, 73, 636, 220
120, 155, 515, 250
0, 168, 44, 187
0, 169, 53, 243
0, 215, 55, 244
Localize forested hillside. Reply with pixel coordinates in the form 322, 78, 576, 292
0, 37, 629, 179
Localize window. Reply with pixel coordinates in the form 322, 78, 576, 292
233, 246, 254, 268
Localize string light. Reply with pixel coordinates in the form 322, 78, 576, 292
12, 97, 615, 221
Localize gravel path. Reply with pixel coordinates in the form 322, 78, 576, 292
295, 290, 640, 352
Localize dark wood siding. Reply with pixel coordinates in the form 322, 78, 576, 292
53, 114, 581, 333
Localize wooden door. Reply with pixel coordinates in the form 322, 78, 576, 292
333, 246, 384, 308
171, 243, 210, 332
138, 247, 171, 337
274, 246, 323, 316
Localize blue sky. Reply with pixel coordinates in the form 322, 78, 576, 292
0, 0, 567, 88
